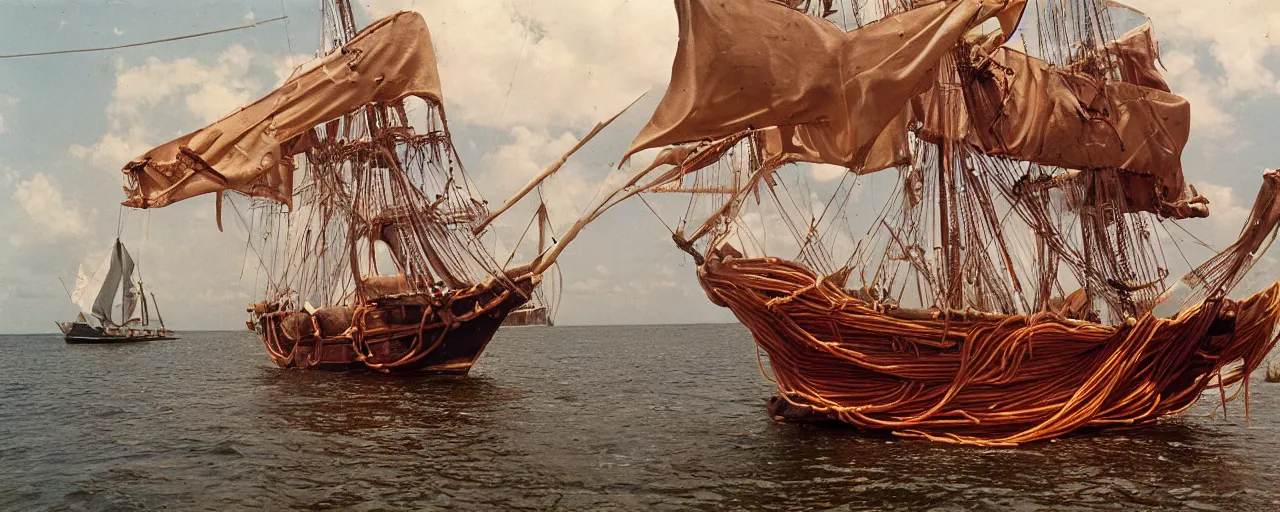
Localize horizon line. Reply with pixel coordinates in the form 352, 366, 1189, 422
0, 321, 743, 337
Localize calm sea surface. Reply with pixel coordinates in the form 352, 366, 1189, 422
1, 324, 1278, 510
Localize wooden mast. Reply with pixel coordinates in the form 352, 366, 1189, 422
334, 0, 358, 43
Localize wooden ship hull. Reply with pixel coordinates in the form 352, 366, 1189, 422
116, 6, 616, 377
58, 322, 177, 344
250, 274, 536, 374
698, 255, 1280, 446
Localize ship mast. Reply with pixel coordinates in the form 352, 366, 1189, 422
117, 239, 127, 326
552, 0, 1216, 324
119, 1, 609, 329
321, 0, 358, 50
333, 0, 358, 42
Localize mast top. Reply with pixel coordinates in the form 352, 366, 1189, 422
325, 0, 360, 49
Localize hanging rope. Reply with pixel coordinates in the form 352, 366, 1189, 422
0, 16, 286, 60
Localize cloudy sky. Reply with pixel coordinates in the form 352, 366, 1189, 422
0, 0, 1277, 333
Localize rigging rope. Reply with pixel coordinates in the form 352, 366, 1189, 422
0, 16, 287, 60
278, 0, 294, 68
497, 0, 538, 126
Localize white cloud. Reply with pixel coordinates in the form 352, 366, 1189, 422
273, 53, 317, 86
110, 44, 255, 123
1126, 0, 1280, 139
1131, 0, 1280, 96
567, 277, 617, 294
0, 93, 16, 135
1193, 181, 1251, 246
195, 285, 251, 305
595, 264, 610, 275
113, 27, 123, 36
567, 264, 678, 297
810, 163, 847, 183
68, 130, 151, 173
9, 173, 89, 244
480, 125, 618, 231
362, 0, 676, 129
70, 44, 263, 174
1161, 51, 1236, 138
244, 10, 256, 22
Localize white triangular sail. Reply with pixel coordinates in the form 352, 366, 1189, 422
70, 264, 89, 309
68, 239, 140, 326
74, 251, 113, 323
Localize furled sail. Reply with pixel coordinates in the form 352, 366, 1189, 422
1102, 22, 1171, 92
622, 0, 1015, 168
762, 108, 913, 173
962, 46, 1195, 215
645, 109, 913, 177
120, 12, 444, 211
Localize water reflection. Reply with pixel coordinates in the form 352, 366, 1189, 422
1, 328, 1277, 511
735, 409, 1270, 510
253, 370, 521, 436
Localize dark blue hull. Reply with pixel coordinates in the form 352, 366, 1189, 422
58, 322, 176, 344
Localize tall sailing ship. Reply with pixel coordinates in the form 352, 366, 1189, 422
576, 0, 1280, 445
117, 1, 611, 372
59, 238, 175, 344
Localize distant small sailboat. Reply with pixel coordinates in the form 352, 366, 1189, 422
58, 238, 175, 344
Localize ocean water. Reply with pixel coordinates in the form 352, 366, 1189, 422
1, 324, 1278, 510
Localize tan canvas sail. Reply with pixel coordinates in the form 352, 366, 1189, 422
121, 12, 444, 210
964, 47, 1192, 209
622, 0, 1013, 168
1102, 22, 1171, 92
762, 107, 913, 174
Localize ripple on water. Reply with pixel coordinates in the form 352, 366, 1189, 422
0, 327, 1278, 510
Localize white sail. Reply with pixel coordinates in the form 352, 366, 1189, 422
68, 239, 138, 326
120, 245, 139, 324
73, 251, 113, 322
70, 264, 89, 308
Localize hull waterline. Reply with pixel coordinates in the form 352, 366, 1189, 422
698, 255, 1280, 446
252, 275, 536, 374
58, 322, 177, 344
